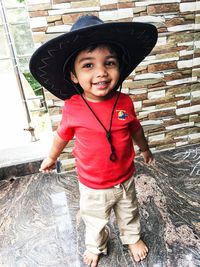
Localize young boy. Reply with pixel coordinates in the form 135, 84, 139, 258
30, 15, 157, 267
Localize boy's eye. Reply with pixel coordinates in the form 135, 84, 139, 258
105, 60, 117, 66
83, 63, 93, 68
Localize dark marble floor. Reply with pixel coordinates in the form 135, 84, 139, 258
0, 144, 199, 267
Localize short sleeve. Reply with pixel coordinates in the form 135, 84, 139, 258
129, 98, 141, 133
57, 101, 75, 141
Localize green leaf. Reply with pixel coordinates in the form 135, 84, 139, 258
23, 72, 43, 96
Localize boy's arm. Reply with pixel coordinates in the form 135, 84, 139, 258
39, 132, 68, 173
132, 125, 154, 164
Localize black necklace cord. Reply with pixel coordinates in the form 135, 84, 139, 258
72, 83, 122, 162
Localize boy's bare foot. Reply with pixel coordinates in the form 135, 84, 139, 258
128, 239, 148, 262
83, 251, 99, 267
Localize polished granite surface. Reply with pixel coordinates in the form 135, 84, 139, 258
0, 144, 199, 267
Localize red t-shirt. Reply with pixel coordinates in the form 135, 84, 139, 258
57, 92, 141, 189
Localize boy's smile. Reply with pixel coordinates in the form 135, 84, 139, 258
70, 46, 120, 102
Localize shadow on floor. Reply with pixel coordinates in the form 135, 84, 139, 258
0, 144, 199, 266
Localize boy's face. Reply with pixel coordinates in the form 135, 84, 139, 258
70, 46, 120, 102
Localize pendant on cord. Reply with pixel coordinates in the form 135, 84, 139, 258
110, 152, 117, 162
106, 132, 117, 162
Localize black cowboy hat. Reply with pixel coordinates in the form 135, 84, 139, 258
29, 15, 158, 100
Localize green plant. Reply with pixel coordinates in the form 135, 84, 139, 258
23, 72, 43, 96
16, 0, 25, 3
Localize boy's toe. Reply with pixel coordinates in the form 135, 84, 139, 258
134, 253, 141, 262
91, 259, 98, 267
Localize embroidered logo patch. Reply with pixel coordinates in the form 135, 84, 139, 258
116, 110, 128, 120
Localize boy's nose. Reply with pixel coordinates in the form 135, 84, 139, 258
96, 66, 108, 77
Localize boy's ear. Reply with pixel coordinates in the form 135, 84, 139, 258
70, 72, 78, 84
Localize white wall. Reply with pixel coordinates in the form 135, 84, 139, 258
0, 71, 31, 149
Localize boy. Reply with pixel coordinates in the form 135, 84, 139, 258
30, 15, 157, 267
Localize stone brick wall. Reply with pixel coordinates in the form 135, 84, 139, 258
27, 0, 200, 170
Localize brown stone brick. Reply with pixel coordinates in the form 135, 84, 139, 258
55, 21, 63, 25
163, 117, 187, 127
148, 62, 177, 72
194, 52, 200, 58
147, 4, 179, 14
143, 96, 183, 107
191, 83, 200, 91
193, 69, 200, 78
138, 114, 148, 121
133, 6, 146, 14
129, 93, 147, 101
62, 12, 98, 24
157, 52, 179, 60
179, 115, 189, 122
166, 17, 185, 27
168, 32, 200, 44
166, 84, 191, 96
145, 125, 165, 133
158, 27, 168, 33
189, 137, 200, 145
181, 0, 195, 2
117, 18, 133, 22
154, 45, 188, 55
154, 143, 176, 151
191, 97, 200, 105
136, 65, 147, 73
47, 15, 62, 23
182, 70, 192, 78
52, 0, 71, 3
166, 128, 189, 138
178, 103, 191, 109
195, 15, 200, 24
62, 13, 82, 24
149, 138, 174, 147
156, 102, 177, 110
164, 72, 183, 82
71, 0, 99, 8
180, 54, 193, 60
189, 127, 200, 134
184, 14, 195, 20
118, 0, 134, 2
147, 81, 166, 89
28, 4, 51, 12
32, 27, 47, 32
148, 109, 176, 119
190, 115, 200, 123
48, 22, 54, 26
125, 79, 165, 89
101, 4, 118, 11
145, 85, 168, 92
167, 127, 200, 139
29, 10, 48, 17
118, 2, 135, 8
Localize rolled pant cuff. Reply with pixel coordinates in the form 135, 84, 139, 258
121, 235, 140, 245
85, 225, 110, 255
85, 246, 108, 255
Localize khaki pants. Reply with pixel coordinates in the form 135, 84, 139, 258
79, 175, 141, 255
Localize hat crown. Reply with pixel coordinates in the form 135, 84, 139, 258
71, 15, 104, 32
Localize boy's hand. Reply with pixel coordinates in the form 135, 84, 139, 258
141, 149, 154, 165
39, 157, 56, 173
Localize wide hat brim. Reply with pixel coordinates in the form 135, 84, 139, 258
29, 21, 158, 100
